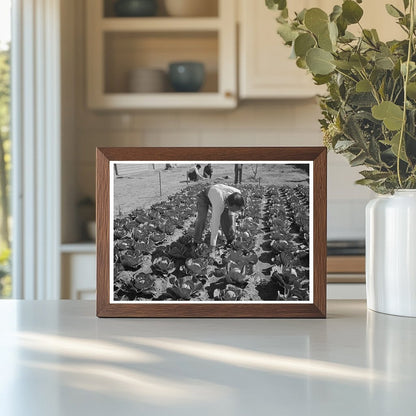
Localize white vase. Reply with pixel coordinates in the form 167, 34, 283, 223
366, 190, 416, 317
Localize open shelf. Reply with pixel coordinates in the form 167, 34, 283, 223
87, 0, 236, 109
90, 92, 235, 109
103, 0, 219, 18
104, 31, 218, 94
101, 17, 221, 32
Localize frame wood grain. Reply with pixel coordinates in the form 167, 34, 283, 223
96, 147, 327, 318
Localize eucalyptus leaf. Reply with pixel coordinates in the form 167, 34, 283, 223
380, 44, 393, 56
296, 8, 307, 23
304, 8, 328, 35
363, 29, 376, 46
318, 27, 334, 52
344, 114, 367, 147
277, 23, 299, 43
356, 79, 372, 93
360, 170, 391, 181
339, 31, 356, 43
348, 92, 377, 107
294, 33, 316, 58
329, 21, 338, 45
266, 0, 287, 11
401, 61, 416, 76
378, 78, 386, 100
350, 151, 368, 167
407, 82, 416, 99
360, 179, 395, 194
306, 48, 335, 75
372, 101, 404, 131
375, 55, 395, 70
399, 14, 411, 29
369, 136, 382, 163
276, 14, 288, 24
313, 74, 332, 85
408, 109, 416, 137
333, 60, 353, 70
385, 4, 404, 18
336, 15, 348, 36
334, 139, 355, 151
371, 29, 380, 43
296, 57, 308, 69
330, 5, 342, 22
329, 82, 341, 101
355, 178, 378, 186
384, 132, 409, 161
342, 0, 364, 24
350, 54, 368, 70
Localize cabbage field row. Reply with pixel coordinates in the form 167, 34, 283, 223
113, 182, 310, 302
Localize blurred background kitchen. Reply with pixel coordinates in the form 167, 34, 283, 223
1, 0, 404, 300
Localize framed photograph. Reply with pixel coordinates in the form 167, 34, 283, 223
96, 147, 327, 318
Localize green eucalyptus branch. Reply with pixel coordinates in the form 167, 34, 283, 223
267, 0, 416, 193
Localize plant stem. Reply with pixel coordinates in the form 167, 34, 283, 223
334, 68, 358, 84
397, 0, 415, 188
390, 79, 398, 102
359, 69, 381, 104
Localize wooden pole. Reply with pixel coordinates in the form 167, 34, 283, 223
159, 171, 162, 196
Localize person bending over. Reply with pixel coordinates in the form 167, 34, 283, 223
194, 184, 245, 254
187, 164, 205, 182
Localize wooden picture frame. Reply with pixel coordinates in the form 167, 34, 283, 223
96, 147, 327, 318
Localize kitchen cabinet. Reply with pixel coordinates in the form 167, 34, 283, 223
238, 0, 404, 99
239, 0, 325, 99
86, 0, 237, 109
61, 245, 96, 300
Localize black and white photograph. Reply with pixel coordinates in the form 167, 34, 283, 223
110, 162, 312, 303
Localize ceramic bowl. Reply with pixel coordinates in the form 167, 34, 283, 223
168, 62, 205, 92
128, 68, 167, 93
114, 0, 158, 17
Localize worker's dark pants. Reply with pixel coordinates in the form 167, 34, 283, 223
194, 189, 235, 244
234, 165, 242, 184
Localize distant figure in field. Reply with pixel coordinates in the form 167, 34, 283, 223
194, 184, 245, 253
203, 163, 213, 179
234, 164, 243, 184
187, 164, 205, 182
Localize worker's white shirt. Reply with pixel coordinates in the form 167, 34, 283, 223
188, 166, 199, 174
207, 184, 241, 246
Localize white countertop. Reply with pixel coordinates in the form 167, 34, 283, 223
0, 300, 415, 416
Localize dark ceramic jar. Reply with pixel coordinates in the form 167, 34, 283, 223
114, 0, 157, 17
168, 62, 205, 92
